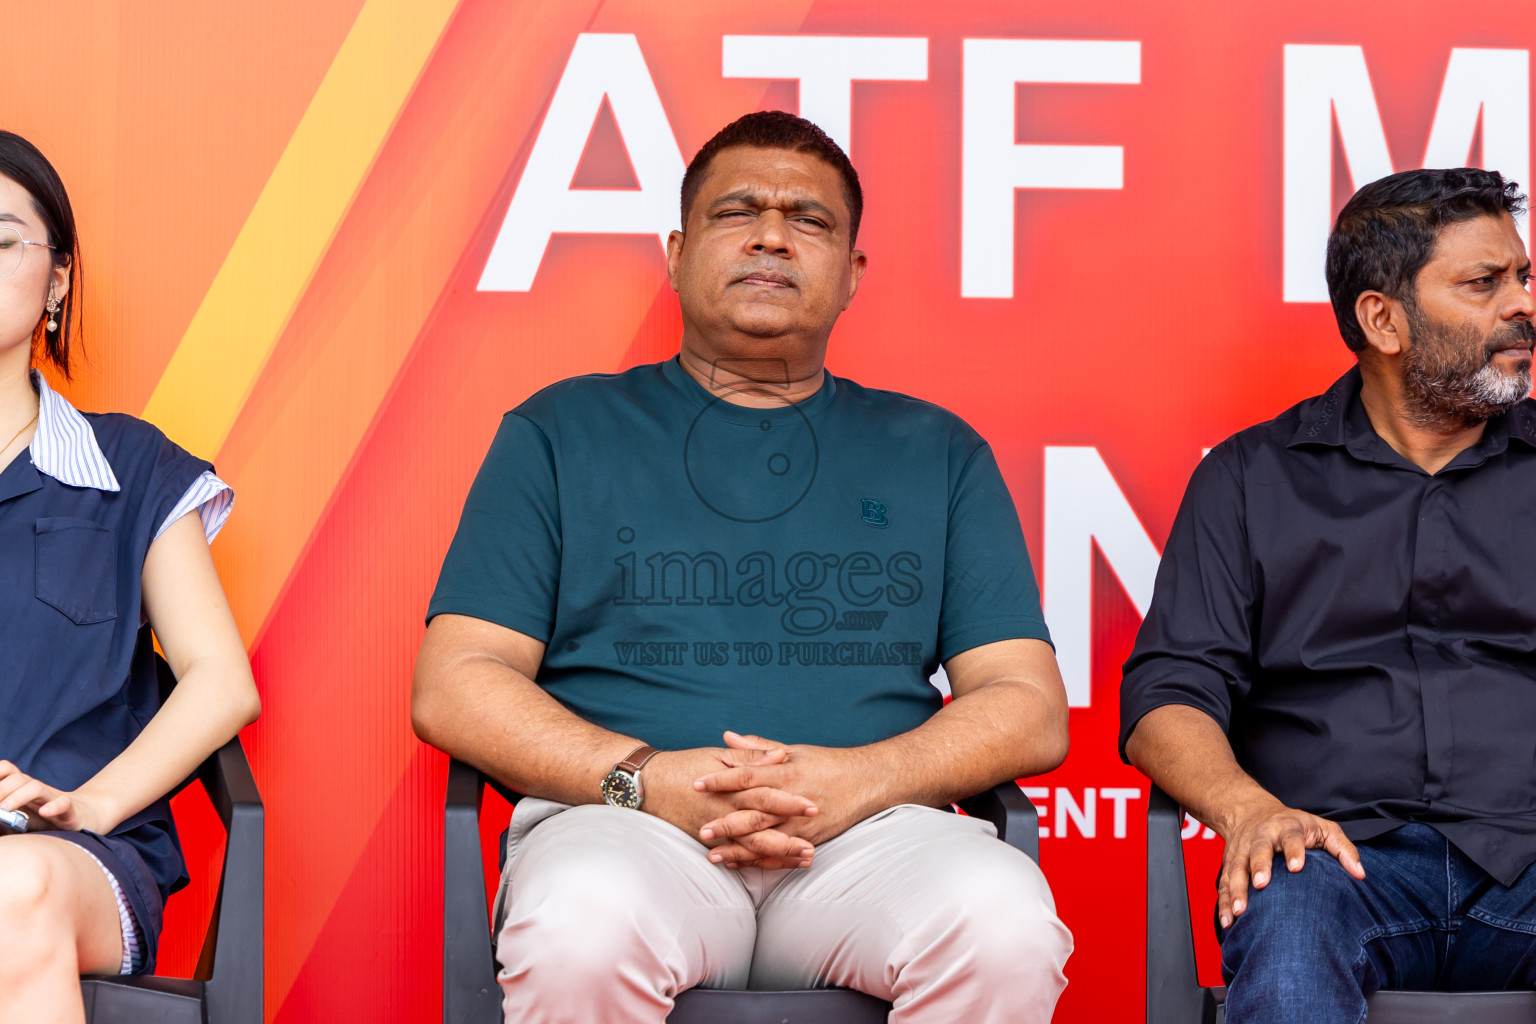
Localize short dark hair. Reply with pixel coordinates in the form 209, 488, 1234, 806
680, 110, 863, 245
1325, 167, 1526, 352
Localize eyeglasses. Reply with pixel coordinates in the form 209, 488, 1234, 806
0, 225, 53, 278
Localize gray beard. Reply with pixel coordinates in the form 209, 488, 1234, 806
1399, 308, 1533, 428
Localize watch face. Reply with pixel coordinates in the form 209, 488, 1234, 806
601, 769, 641, 809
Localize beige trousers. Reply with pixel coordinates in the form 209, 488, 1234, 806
493, 798, 1072, 1023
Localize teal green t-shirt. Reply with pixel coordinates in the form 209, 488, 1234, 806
427, 358, 1050, 750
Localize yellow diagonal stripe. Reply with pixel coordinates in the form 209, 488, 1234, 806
142, 0, 461, 459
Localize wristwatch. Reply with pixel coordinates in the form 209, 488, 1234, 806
600, 745, 661, 809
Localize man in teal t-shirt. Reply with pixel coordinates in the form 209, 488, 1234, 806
415, 111, 1072, 1024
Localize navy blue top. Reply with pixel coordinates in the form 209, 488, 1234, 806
1, 406, 212, 903
429, 357, 1050, 750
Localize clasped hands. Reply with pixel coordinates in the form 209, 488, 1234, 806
643, 731, 872, 872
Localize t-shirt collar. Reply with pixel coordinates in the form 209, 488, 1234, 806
27, 369, 121, 492
660, 354, 836, 422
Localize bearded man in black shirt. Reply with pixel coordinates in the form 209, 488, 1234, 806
1121, 167, 1536, 1023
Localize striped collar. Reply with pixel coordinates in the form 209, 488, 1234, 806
28, 369, 121, 492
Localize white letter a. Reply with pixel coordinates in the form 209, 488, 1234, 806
478, 34, 686, 292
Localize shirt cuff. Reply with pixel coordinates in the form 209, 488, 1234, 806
155, 470, 234, 543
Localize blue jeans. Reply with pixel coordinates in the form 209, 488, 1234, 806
1221, 824, 1536, 1024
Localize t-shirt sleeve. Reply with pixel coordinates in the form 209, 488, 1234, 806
937, 441, 1051, 662
427, 413, 561, 641
1118, 446, 1255, 762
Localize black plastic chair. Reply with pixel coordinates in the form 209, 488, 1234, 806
78, 654, 264, 1024
444, 758, 1041, 1024
1146, 784, 1536, 1023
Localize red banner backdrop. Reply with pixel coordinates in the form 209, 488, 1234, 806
15, 1, 1530, 1020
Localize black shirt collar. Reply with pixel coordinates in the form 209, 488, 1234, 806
1288, 365, 1536, 470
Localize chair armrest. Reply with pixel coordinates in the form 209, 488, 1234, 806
444, 759, 503, 1024
956, 781, 1040, 863
446, 756, 484, 816
1146, 784, 1206, 1024
197, 736, 264, 1024
198, 736, 262, 829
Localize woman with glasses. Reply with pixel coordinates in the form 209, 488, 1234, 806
0, 131, 259, 1021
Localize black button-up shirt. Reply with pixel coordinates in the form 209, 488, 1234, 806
1121, 367, 1536, 885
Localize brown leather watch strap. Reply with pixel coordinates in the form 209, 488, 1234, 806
618, 744, 661, 773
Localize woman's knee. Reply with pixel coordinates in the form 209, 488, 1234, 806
0, 841, 64, 927
0, 840, 82, 975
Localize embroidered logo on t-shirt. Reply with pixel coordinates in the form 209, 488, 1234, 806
860, 498, 890, 528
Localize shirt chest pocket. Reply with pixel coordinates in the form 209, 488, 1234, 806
35, 517, 118, 625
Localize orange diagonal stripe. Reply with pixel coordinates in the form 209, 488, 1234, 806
141, 0, 462, 462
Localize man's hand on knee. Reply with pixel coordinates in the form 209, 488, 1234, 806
640, 746, 818, 870
1217, 799, 1366, 929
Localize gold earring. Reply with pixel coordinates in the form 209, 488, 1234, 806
45, 296, 58, 333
